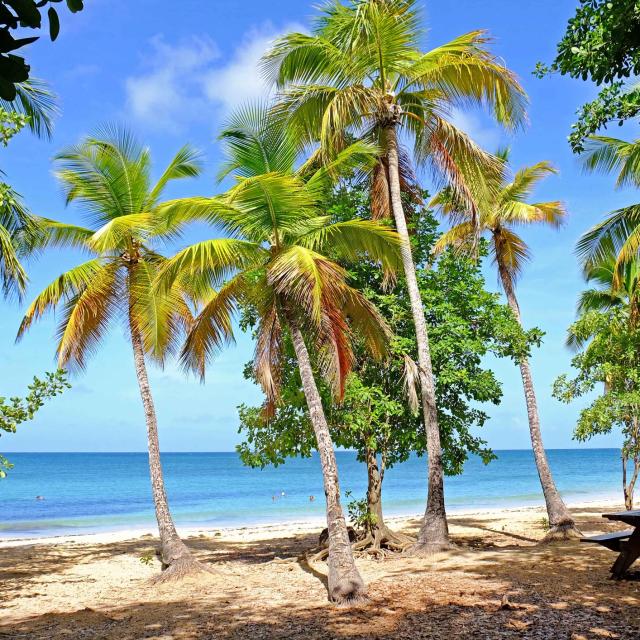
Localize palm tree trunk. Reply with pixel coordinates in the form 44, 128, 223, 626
130, 322, 207, 579
497, 264, 578, 538
289, 322, 366, 604
385, 123, 449, 552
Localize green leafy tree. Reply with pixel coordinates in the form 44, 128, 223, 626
432, 148, 578, 539
0, 0, 83, 100
157, 104, 402, 604
238, 185, 532, 551
0, 369, 69, 477
554, 308, 640, 510
264, 0, 527, 553
535, 0, 640, 152
17, 127, 210, 580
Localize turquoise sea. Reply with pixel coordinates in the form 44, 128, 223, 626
0, 449, 624, 539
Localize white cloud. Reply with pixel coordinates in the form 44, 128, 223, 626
202, 23, 304, 113
125, 35, 220, 129
125, 23, 305, 131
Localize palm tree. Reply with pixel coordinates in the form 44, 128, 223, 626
432, 148, 578, 538
156, 103, 402, 603
16, 127, 210, 579
576, 239, 640, 325
577, 136, 640, 286
262, 0, 528, 552
0, 79, 57, 299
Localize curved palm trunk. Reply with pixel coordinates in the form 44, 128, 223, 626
130, 324, 207, 578
289, 323, 366, 604
497, 263, 577, 538
385, 123, 449, 552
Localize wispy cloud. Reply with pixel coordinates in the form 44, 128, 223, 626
125, 35, 220, 129
125, 22, 305, 131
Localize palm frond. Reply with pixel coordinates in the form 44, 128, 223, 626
55, 261, 122, 371
401, 30, 528, 129
0, 223, 27, 299
31, 218, 95, 252
582, 136, 640, 189
1, 79, 58, 139
17, 258, 110, 341
180, 275, 242, 378
295, 218, 403, 271
147, 144, 203, 207
155, 238, 267, 293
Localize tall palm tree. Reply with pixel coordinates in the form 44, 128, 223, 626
17, 127, 210, 579
262, 0, 528, 552
432, 148, 578, 538
157, 103, 402, 603
0, 79, 57, 299
577, 136, 640, 285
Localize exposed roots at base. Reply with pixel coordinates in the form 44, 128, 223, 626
351, 528, 414, 558
539, 523, 582, 544
150, 555, 214, 584
307, 527, 414, 571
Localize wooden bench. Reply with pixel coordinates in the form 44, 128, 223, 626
581, 530, 635, 552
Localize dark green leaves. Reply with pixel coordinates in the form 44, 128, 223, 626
0, 0, 84, 99
536, 0, 640, 152
66, 0, 83, 13
47, 6, 58, 40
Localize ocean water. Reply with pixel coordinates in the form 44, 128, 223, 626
0, 449, 624, 539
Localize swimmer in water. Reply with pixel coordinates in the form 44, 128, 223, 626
309, 495, 315, 502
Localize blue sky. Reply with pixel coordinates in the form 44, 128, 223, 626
3, 0, 637, 453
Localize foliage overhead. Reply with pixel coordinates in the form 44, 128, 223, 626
237, 184, 535, 476
0, 0, 83, 100
157, 103, 403, 410
263, 0, 528, 219
535, 0, 640, 152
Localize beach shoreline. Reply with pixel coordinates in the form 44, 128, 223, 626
0, 493, 625, 548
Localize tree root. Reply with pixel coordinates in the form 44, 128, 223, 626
308, 527, 413, 568
150, 554, 213, 584
539, 523, 582, 544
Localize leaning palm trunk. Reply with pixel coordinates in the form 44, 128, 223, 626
130, 322, 208, 579
385, 123, 449, 552
497, 265, 578, 539
289, 323, 366, 604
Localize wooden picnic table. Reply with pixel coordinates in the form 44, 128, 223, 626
582, 510, 640, 579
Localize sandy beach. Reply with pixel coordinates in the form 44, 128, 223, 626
2, 498, 640, 639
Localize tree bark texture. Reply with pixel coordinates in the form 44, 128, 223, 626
386, 124, 449, 552
289, 323, 366, 603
